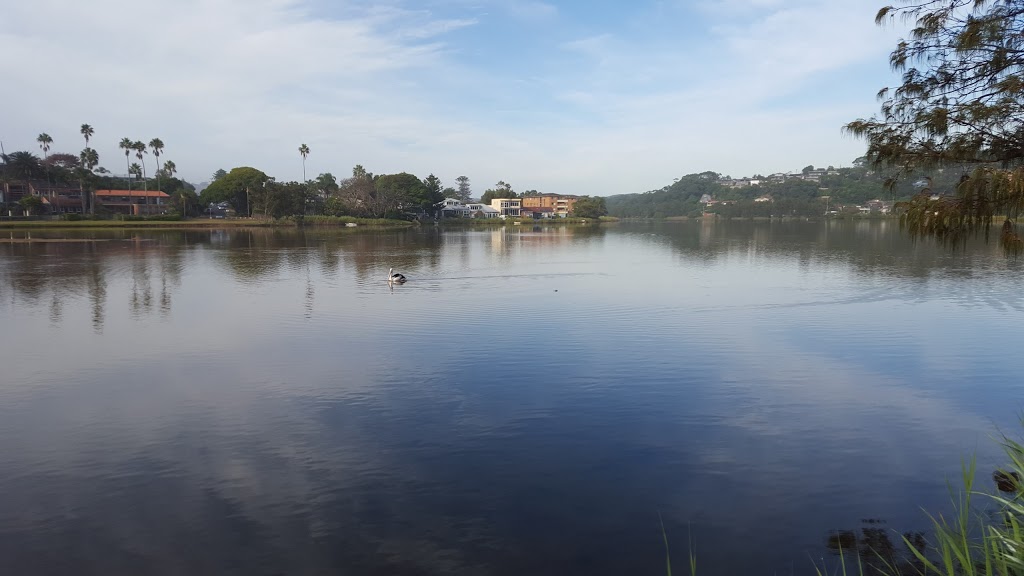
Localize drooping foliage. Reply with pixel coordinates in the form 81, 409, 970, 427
846, 0, 1024, 253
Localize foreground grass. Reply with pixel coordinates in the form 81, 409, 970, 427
666, 422, 1024, 575
815, 425, 1024, 576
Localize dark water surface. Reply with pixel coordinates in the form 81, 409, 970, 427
1, 221, 1022, 575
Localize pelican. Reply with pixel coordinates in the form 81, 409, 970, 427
388, 268, 407, 283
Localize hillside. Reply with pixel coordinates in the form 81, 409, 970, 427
605, 163, 967, 218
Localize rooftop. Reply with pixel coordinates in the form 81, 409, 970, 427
96, 189, 170, 198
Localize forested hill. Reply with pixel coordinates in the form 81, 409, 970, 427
605, 164, 967, 218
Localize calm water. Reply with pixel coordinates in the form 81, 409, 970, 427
1, 221, 1022, 575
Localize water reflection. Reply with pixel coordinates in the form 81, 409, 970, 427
5, 222, 1018, 331
1, 226, 617, 328
824, 521, 927, 575
0, 222, 1022, 576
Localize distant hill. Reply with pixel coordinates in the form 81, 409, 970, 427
605, 164, 968, 218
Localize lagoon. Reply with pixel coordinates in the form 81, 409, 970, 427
0, 221, 1022, 575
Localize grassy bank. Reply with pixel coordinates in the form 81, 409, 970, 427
0, 216, 414, 230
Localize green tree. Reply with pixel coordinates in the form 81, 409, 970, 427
422, 173, 445, 211
847, 0, 1024, 253
212, 168, 227, 181
571, 196, 608, 218
3, 151, 45, 179
200, 167, 269, 214
313, 172, 338, 201
442, 186, 457, 198
455, 175, 472, 202
480, 181, 516, 205
170, 188, 198, 217
373, 172, 428, 217
298, 143, 310, 181
162, 160, 177, 179
19, 195, 44, 215
250, 180, 306, 218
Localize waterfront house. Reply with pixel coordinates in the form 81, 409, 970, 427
521, 193, 578, 217
438, 198, 472, 218
95, 190, 171, 216
1, 180, 86, 214
491, 198, 522, 217
465, 203, 500, 218
520, 206, 555, 219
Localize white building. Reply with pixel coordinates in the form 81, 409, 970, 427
438, 198, 471, 218
465, 203, 500, 218
491, 198, 522, 217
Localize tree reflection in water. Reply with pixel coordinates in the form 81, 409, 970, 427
825, 520, 926, 575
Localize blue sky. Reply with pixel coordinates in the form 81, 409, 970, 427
1, 0, 904, 196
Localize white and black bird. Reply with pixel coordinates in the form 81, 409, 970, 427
388, 268, 407, 283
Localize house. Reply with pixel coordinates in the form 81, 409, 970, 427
769, 173, 787, 183
520, 206, 555, 219
754, 195, 773, 203
699, 194, 713, 205
95, 190, 171, 215
521, 193, 578, 217
438, 198, 471, 218
865, 199, 893, 213
1, 180, 86, 214
491, 198, 521, 217
465, 203, 500, 218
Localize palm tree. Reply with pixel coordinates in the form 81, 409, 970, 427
149, 138, 164, 191
133, 141, 148, 198
36, 133, 52, 159
119, 137, 134, 210
37, 133, 53, 183
119, 138, 133, 191
129, 162, 142, 213
4, 151, 44, 179
163, 160, 176, 179
299, 144, 310, 181
79, 147, 100, 214
80, 124, 94, 148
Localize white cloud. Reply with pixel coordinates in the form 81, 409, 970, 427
0, 0, 905, 196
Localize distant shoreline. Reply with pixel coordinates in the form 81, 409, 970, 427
0, 216, 415, 231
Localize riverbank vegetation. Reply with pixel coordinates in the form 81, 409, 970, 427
846, 0, 1024, 255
